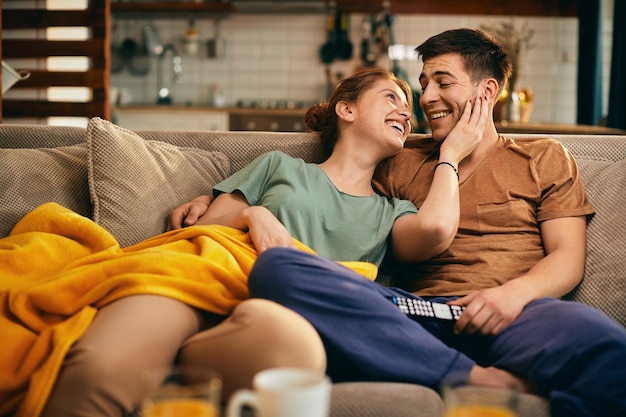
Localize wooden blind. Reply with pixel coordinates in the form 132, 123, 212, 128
1, 0, 110, 122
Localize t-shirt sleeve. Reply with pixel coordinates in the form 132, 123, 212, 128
213, 151, 280, 205
534, 141, 595, 222
392, 198, 418, 219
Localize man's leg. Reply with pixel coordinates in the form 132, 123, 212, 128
41, 295, 203, 417
462, 297, 626, 417
248, 247, 475, 388
178, 298, 326, 399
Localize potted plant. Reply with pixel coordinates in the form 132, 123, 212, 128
479, 21, 535, 123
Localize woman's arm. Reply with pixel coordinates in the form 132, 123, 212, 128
390, 162, 461, 262
390, 96, 488, 262
175, 191, 296, 253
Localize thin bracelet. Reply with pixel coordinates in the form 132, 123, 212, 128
435, 161, 459, 180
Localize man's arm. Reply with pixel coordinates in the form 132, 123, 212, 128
167, 195, 213, 230
452, 215, 587, 336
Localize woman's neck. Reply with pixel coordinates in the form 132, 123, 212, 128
318, 150, 378, 196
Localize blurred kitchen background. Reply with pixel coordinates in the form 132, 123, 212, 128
111, 14, 584, 120
2, 0, 623, 133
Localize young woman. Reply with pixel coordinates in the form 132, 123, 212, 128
42, 68, 485, 417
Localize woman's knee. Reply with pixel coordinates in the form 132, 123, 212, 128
182, 298, 326, 370
234, 298, 326, 369
179, 299, 326, 397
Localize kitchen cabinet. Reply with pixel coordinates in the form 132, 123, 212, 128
111, 1, 233, 16
111, 0, 577, 17
228, 108, 307, 132
113, 107, 229, 131
333, 0, 577, 16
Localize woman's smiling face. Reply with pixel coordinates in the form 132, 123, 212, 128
352, 78, 412, 153
419, 53, 481, 142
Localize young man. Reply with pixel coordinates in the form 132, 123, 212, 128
247, 29, 626, 417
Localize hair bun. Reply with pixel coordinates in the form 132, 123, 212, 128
304, 102, 328, 132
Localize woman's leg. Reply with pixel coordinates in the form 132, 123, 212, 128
178, 299, 326, 399
41, 295, 203, 417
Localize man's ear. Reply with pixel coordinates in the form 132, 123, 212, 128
335, 100, 355, 122
482, 78, 500, 103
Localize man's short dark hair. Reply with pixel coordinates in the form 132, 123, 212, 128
415, 28, 512, 91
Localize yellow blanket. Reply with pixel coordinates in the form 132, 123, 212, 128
0, 203, 377, 417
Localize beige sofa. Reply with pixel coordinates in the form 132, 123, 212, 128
1, 117, 625, 417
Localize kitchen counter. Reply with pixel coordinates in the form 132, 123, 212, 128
112, 106, 230, 131
111, 105, 310, 132
112, 106, 626, 135
496, 121, 626, 135
113, 105, 232, 113
114, 105, 306, 115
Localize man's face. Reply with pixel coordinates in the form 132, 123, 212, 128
418, 53, 480, 142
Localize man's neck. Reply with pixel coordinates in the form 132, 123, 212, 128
457, 124, 500, 180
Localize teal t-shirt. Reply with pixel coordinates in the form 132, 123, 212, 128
214, 151, 417, 266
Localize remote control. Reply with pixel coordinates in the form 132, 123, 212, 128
386, 296, 464, 321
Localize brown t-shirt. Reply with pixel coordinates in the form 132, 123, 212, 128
373, 135, 595, 296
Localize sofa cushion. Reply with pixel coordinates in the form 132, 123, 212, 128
330, 382, 444, 417
0, 144, 91, 238
87, 117, 230, 247
564, 155, 626, 327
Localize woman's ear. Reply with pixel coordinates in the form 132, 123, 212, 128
335, 100, 355, 122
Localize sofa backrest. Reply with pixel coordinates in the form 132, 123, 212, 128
541, 135, 625, 327
1, 125, 624, 326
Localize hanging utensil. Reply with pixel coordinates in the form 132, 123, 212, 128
110, 23, 124, 73
207, 19, 225, 59
319, 6, 337, 64
120, 36, 150, 76
384, 11, 405, 79
361, 16, 380, 66
372, 12, 390, 60
360, 17, 374, 66
383, 9, 425, 131
334, 12, 353, 61
182, 18, 200, 55
142, 24, 163, 56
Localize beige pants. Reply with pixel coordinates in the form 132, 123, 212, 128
40, 295, 326, 417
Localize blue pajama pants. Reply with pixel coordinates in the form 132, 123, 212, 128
248, 248, 626, 417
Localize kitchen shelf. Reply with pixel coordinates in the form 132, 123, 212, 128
111, 2, 234, 17
111, 0, 577, 17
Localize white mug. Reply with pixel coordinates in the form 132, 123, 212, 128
227, 367, 331, 417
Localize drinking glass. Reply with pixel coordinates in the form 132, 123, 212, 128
442, 374, 518, 417
139, 366, 221, 417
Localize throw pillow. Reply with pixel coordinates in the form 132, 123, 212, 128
87, 117, 230, 247
565, 155, 626, 327
0, 144, 91, 238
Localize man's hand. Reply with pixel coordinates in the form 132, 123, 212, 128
449, 284, 527, 336
450, 216, 588, 336
167, 195, 214, 230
